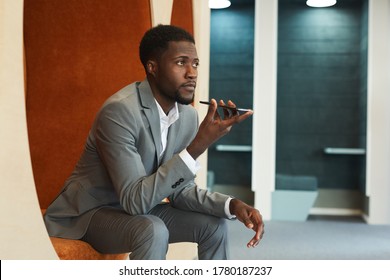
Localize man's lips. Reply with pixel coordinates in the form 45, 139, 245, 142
182, 82, 196, 91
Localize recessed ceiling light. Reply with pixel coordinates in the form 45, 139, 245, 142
209, 0, 231, 9
306, 0, 337, 8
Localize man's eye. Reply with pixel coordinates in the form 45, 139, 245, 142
177, 61, 185, 66
193, 62, 199, 68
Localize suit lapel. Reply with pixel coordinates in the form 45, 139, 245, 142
137, 80, 162, 165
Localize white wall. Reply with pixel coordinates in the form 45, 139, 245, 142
0, 0, 58, 259
251, 0, 278, 221
192, 0, 211, 190
365, 0, 390, 224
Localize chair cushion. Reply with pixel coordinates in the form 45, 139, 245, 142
41, 209, 128, 260
50, 237, 128, 260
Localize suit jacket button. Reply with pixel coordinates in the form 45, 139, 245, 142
179, 178, 184, 182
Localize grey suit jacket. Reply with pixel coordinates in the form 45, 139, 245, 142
44, 79, 230, 239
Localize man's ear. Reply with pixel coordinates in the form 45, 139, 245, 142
146, 60, 157, 77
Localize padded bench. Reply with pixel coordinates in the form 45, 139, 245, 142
271, 174, 318, 221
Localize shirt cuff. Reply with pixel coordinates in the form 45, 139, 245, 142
225, 197, 236, 219
179, 149, 201, 175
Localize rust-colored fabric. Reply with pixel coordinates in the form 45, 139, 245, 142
50, 237, 128, 260
171, 0, 194, 35
24, 0, 152, 209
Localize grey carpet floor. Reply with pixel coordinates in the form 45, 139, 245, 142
228, 216, 390, 260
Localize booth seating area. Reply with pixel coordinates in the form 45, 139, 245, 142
24, 0, 197, 260
272, 174, 319, 221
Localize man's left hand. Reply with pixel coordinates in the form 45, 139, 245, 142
229, 198, 265, 248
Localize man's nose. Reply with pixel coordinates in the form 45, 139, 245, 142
186, 65, 197, 79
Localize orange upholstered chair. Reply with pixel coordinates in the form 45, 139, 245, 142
25, 0, 194, 260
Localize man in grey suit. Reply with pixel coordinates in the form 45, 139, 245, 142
44, 24, 264, 260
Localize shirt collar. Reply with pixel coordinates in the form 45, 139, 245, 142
154, 100, 179, 127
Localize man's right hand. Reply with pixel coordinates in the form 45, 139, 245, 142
187, 98, 253, 160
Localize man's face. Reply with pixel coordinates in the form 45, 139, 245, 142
152, 41, 199, 106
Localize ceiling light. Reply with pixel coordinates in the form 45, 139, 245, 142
209, 0, 231, 9
306, 0, 337, 8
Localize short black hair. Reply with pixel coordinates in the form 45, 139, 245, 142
139, 24, 195, 69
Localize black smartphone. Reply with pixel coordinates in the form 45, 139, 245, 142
199, 101, 252, 113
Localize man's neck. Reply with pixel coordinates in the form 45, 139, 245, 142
147, 79, 175, 114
